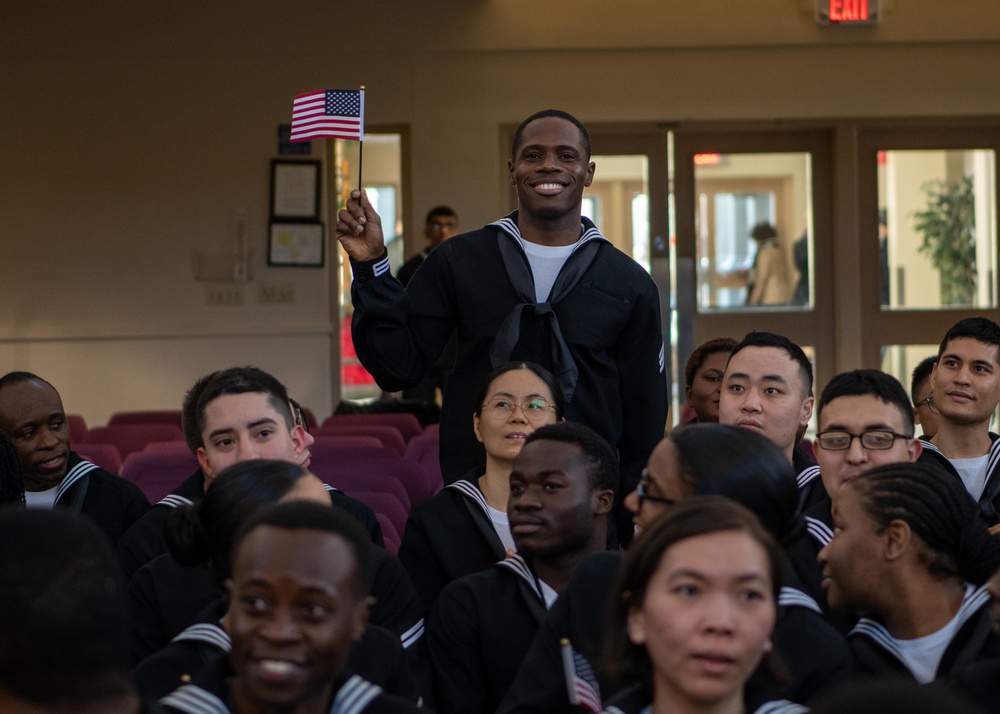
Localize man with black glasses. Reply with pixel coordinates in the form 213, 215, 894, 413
807, 369, 923, 543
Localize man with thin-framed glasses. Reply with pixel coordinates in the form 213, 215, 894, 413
805, 369, 922, 545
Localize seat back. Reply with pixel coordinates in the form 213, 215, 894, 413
313, 424, 406, 455
308, 446, 412, 512
66, 414, 89, 445
402, 433, 444, 507
120, 450, 200, 504
107, 410, 184, 430
75, 443, 122, 475
321, 413, 423, 442
82, 424, 185, 460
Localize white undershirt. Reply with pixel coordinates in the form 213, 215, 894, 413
890, 585, 970, 683
951, 454, 990, 501
521, 239, 580, 302
24, 486, 59, 509
487, 504, 516, 553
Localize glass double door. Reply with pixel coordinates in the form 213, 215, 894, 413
591, 121, 999, 429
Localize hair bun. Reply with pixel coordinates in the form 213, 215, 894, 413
164, 505, 211, 567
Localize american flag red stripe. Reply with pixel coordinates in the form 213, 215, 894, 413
290, 89, 364, 142
561, 639, 602, 713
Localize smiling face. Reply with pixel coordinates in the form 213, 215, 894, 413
197, 392, 307, 481
0, 379, 71, 491
227, 526, 370, 713
626, 530, 776, 710
817, 486, 886, 613
508, 439, 612, 559
686, 351, 730, 423
508, 116, 595, 228
815, 394, 921, 496
931, 337, 1000, 427
719, 346, 813, 461
473, 368, 560, 466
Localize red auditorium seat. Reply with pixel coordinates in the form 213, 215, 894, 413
321, 412, 423, 443
313, 424, 406, 455
66, 414, 89, 445
107, 410, 184, 430
76, 443, 122, 475
402, 433, 444, 507
307, 443, 412, 512
81, 424, 185, 461
120, 450, 200, 504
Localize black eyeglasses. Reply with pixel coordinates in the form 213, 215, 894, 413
816, 430, 911, 451
916, 396, 933, 409
636, 469, 677, 508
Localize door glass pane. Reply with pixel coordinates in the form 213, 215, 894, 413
694, 152, 813, 310
589, 154, 650, 272
335, 134, 403, 400
878, 149, 997, 309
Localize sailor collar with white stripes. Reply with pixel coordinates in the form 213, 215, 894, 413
489, 211, 608, 252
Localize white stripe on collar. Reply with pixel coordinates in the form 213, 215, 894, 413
172, 622, 231, 652
158, 494, 195, 509
778, 586, 823, 615
804, 515, 834, 547
797, 465, 821, 488
159, 684, 229, 714
332, 674, 383, 714
447, 479, 491, 515
55, 459, 99, 503
850, 583, 990, 662
753, 701, 810, 714
400, 617, 425, 649
497, 553, 544, 603
490, 215, 608, 254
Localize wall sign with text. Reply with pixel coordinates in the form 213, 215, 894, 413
817, 0, 879, 25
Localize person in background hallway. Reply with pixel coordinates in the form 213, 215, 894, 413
397, 205, 459, 286
746, 222, 792, 306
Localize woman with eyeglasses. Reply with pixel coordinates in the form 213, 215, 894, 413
398, 361, 563, 611
818, 461, 1000, 683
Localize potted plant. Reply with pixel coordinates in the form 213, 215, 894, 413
913, 175, 977, 306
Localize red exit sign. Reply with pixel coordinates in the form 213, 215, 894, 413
817, 0, 879, 25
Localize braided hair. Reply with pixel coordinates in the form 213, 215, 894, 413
854, 462, 1000, 585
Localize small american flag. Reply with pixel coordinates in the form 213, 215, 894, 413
290, 89, 364, 142
560, 639, 602, 713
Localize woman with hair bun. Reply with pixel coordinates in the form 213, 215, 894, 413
818, 461, 1000, 682
127, 460, 326, 662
